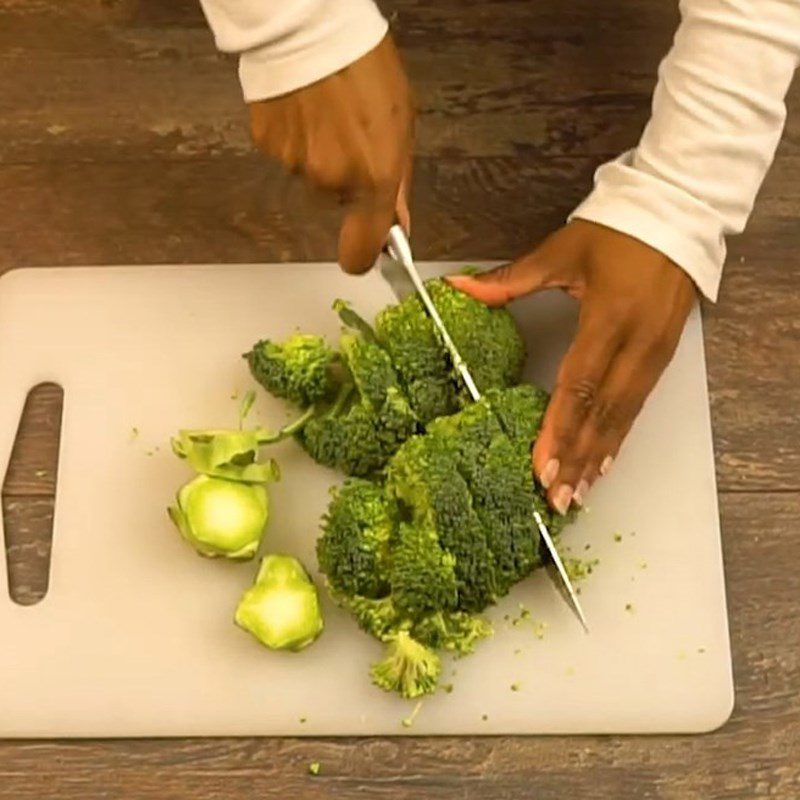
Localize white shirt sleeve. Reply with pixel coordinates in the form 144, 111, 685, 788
197, 0, 388, 103
570, 0, 800, 301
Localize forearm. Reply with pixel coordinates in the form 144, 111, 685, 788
571, 0, 800, 301
198, 0, 387, 101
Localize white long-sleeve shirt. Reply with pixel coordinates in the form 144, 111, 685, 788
198, 0, 800, 301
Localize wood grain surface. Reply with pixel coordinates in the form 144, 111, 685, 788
1, 0, 798, 797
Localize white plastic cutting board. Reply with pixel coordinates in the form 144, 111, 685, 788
0, 264, 733, 737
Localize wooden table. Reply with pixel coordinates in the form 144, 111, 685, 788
1, 1, 798, 797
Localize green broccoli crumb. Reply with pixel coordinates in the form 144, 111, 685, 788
481, 714, 488, 722
510, 682, 521, 692
698, 647, 706, 654
613, 532, 623, 543
564, 557, 599, 582
129, 427, 139, 441
625, 603, 634, 613
309, 762, 321, 776
299, 716, 307, 724
401, 701, 423, 728
584, 543, 591, 551
533, 621, 548, 640
442, 683, 454, 694
34, 469, 47, 478
518, 605, 531, 620
640, 561, 648, 569
514, 648, 522, 655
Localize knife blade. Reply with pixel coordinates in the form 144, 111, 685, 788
381, 224, 589, 633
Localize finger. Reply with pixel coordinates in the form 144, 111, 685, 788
531, 313, 624, 490
546, 336, 672, 512
446, 226, 584, 307
338, 197, 397, 274
395, 152, 413, 236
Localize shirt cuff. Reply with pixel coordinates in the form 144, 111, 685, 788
238, 1, 388, 102
569, 151, 727, 302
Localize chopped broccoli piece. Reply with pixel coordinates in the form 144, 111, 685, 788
235, 554, 324, 651
246, 334, 336, 406
428, 279, 525, 393
369, 631, 441, 699
318, 479, 394, 598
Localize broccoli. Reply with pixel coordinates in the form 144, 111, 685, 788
243, 278, 583, 698
246, 279, 527, 476
316, 386, 571, 699
369, 631, 442, 699
246, 334, 336, 406
317, 479, 394, 598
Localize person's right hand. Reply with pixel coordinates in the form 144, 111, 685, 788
248, 34, 414, 274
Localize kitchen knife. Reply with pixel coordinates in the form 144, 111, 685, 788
381, 224, 589, 633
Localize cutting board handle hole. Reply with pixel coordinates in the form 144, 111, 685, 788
2, 382, 64, 606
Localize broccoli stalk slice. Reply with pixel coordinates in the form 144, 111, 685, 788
369, 631, 442, 699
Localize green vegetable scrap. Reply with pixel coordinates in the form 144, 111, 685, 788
401, 701, 424, 729
510, 682, 521, 692
308, 762, 321, 777
235, 554, 324, 651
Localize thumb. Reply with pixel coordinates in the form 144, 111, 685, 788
446, 252, 554, 308
338, 199, 396, 275
446, 224, 585, 306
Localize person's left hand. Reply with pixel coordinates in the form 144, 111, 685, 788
448, 220, 697, 513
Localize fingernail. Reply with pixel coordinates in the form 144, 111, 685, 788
540, 458, 560, 489
573, 479, 590, 507
600, 455, 614, 477
552, 484, 573, 516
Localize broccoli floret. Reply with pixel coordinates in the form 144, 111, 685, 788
333, 593, 402, 640
375, 295, 455, 423
412, 611, 493, 655
387, 433, 498, 612
293, 333, 418, 477
390, 520, 459, 616
485, 384, 549, 451
369, 631, 442, 699
318, 479, 395, 598
428, 279, 526, 393
246, 334, 336, 406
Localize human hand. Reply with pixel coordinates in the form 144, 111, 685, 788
248, 34, 414, 274
448, 220, 697, 513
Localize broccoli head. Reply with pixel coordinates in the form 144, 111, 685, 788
244, 277, 585, 700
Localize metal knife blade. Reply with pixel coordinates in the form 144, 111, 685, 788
381, 225, 589, 633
